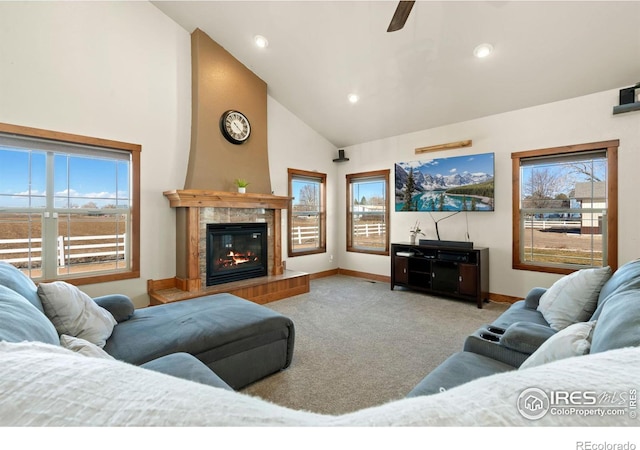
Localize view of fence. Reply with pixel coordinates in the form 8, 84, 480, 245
0, 234, 126, 268
523, 219, 581, 230
291, 223, 386, 245
353, 223, 386, 237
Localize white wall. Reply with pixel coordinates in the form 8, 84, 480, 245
0, 1, 192, 307
0, 1, 339, 307
338, 89, 640, 298
267, 97, 339, 274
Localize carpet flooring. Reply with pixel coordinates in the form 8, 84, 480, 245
242, 275, 510, 415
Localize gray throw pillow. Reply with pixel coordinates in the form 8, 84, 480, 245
59, 335, 115, 360
519, 321, 596, 370
38, 281, 117, 348
537, 266, 612, 330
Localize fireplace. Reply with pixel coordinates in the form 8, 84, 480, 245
151, 190, 309, 306
206, 222, 268, 286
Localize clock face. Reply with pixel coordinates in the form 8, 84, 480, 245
220, 110, 251, 144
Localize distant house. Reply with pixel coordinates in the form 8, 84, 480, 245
573, 182, 606, 234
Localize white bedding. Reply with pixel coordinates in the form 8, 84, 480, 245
0, 341, 638, 426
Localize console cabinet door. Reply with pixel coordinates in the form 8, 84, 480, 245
431, 261, 459, 293
458, 263, 477, 297
394, 256, 409, 284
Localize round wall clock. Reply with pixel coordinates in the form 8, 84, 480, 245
220, 110, 251, 145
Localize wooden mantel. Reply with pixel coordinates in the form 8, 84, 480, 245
163, 189, 291, 210
149, 189, 308, 306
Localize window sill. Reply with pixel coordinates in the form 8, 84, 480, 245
41, 270, 140, 286
512, 262, 577, 276
288, 248, 326, 258
347, 247, 389, 256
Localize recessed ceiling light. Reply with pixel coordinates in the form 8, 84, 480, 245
254, 35, 269, 48
473, 43, 494, 58
348, 93, 359, 104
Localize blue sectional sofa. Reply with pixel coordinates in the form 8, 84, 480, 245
0, 262, 295, 390
408, 258, 640, 397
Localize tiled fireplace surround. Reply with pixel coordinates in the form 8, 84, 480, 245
147, 190, 310, 305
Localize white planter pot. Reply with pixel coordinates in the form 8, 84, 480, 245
238, 187, 246, 193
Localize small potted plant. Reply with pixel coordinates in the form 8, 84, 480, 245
410, 220, 424, 245
234, 179, 249, 193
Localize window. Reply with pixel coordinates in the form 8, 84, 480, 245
346, 169, 389, 255
288, 168, 326, 256
512, 140, 618, 274
0, 123, 140, 284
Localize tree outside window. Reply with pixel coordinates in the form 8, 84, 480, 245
512, 140, 618, 274
346, 169, 389, 255
288, 168, 326, 257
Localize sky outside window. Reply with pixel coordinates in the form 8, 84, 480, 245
0, 148, 129, 209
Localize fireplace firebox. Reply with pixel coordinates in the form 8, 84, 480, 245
206, 223, 268, 286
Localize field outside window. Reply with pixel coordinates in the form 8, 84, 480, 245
0, 123, 140, 284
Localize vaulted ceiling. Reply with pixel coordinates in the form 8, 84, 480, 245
153, 1, 640, 148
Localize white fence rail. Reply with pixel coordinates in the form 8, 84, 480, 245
0, 238, 44, 264
292, 226, 319, 244
291, 223, 386, 244
524, 220, 581, 230
0, 234, 125, 266
354, 223, 386, 236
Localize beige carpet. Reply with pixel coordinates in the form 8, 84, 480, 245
242, 275, 509, 415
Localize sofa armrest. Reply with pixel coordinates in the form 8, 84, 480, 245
523, 287, 547, 309
93, 294, 135, 323
501, 321, 557, 355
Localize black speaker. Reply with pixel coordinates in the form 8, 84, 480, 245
619, 87, 636, 105
333, 149, 349, 162
419, 239, 473, 249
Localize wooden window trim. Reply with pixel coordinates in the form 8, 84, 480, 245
511, 140, 618, 274
346, 169, 390, 256
0, 122, 141, 285
287, 168, 326, 257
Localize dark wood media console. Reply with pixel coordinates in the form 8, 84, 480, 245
391, 242, 489, 308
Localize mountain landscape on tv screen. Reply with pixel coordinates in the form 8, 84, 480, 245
395, 153, 495, 212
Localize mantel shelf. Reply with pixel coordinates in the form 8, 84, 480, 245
163, 189, 291, 210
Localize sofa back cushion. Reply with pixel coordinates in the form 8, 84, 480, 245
0, 284, 59, 345
592, 258, 640, 321
0, 262, 45, 313
590, 290, 640, 354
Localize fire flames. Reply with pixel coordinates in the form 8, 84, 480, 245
217, 250, 258, 269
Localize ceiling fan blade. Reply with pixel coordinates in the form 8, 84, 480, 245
387, 1, 415, 32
